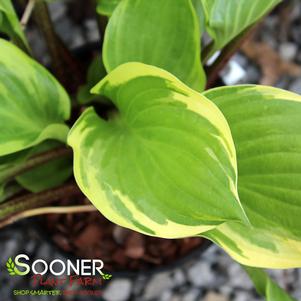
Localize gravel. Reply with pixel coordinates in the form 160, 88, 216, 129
181, 288, 201, 301
187, 262, 217, 288
279, 42, 298, 61
203, 292, 229, 301
102, 279, 133, 301
289, 78, 301, 94
143, 273, 174, 300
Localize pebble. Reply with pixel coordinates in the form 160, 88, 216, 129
132, 276, 147, 296
143, 273, 174, 300
85, 19, 100, 42
228, 264, 253, 290
219, 285, 233, 297
103, 279, 133, 301
203, 292, 229, 301
291, 26, 301, 46
70, 27, 86, 49
49, 1, 66, 21
172, 269, 186, 286
289, 78, 301, 94
187, 262, 216, 287
293, 290, 301, 301
244, 65, 260, 84
182, 288, 201, 301
233, 291, 257, 301
279, 42, 298, 61
221, 60, 246, 85
160, 289, 173, 301
53, 18, 75, 44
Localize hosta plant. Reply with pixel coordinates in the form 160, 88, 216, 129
0, 0, 300, 299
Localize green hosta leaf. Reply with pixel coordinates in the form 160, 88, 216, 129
6, 257, 16, 275
68, 62, 248, 239
0, 149, 31, 184
205, 222, 301, 268
0, 183, 22, 203
16, 158, 72, 193
202, 0, 281, 53
205, 86, 301, 240
96, 0, 121, 16
244, 266, 296, 301
204, 85, 301, 268
0, 148, 31, 199
0, 142, 72, 194
0, 0, 29, 51
77, 55, 107, 104
16, 143, 73, 193
0, 38, 70, 156
191, 0, 206, 34
103, 0, 206, 91
6, 257, 24, 276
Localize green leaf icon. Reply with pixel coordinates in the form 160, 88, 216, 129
101, 273, 113, 280
6, 257, 16, 276
6, 257, 23, 276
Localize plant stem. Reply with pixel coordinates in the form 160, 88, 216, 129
0, 204, 96, 229
33, 1, 84, 92
91, 0, 108, 45
0, 184, 24, 203
33, 1, 64, 79
205, 23, 258, 89
0, 147, 72, 183
21, 0, 36, 29
0, 183, 81, 220
201, 41, 214, 65
98, 15, 108, 45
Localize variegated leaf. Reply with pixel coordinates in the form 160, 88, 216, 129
68, 62, 247, 238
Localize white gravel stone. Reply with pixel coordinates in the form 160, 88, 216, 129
49, 2, 66, 21
289, 78, 301, 94
85, 19, 100, 42
187, 262, 215, 287
233, 291, 255, 301
279, 42, 297, 61
159, 289, 173, 301
103, 279, 133, 301
203, 292, 229, 301
70, 28, 86, 48
293, 290, 301, 301
228, 264, 253, 290
202, 245, 223, 265
132, 276, 147, 295
144, 273, 174, 300
182, 288, 200, 301
172, 269, 186, 286
219, 285, 233, 297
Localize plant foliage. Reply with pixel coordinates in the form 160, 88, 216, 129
0, 0, 299, 300
0, 39, 71, 156
0, 0, 29, 51
103, 0, 206, 91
